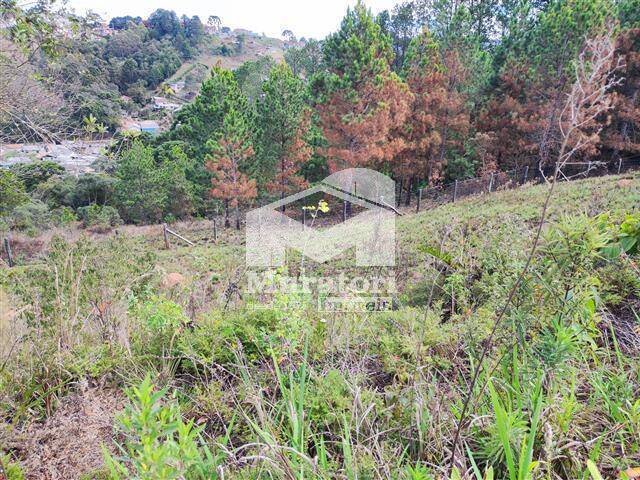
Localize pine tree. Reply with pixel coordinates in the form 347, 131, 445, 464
394, 29, 470, 200
484, 0, 615, 171
115, 142, 166, 224
265, 111, 312, 204
164, 67, 254, 203
476, 60, 542, 171
256, 63, 311, 204
600, 27, 640, 161
206, 109, 257, 230
316, 1, 411, 173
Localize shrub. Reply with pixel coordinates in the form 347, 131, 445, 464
7, 200, 52, 234
77, 204, 122, 230
10, 161, 64, 191
104, 376, 226, 479
0, 454, 24, 480
51, 206, 77, 226
0, 169, 28, 216
35, 173, 117, 210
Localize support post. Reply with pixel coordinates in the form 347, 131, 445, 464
163, 223, 170, 249
523, 166, 529, 184
343, 200, 347, 222
416, 188, 422, 213
618, 158, 623, 174
3, 238, 13, 268
488, 173, 494, 193
212, 217, 217, 242
453, 180, 458, 202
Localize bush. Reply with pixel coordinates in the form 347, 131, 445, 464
77, 204, 122, 230
103, 376, 226, 479
10, 161, 65, 192
7, 200, 52, 234
35, 174, 117, 210
0, 169, 29, 216
51, 206, 77, 226
0, 454, 24, 480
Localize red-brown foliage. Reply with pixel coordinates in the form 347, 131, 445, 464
317, 74, 411, 172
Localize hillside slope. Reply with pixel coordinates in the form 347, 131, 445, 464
166, 31, 285, 100
1, 173, 639, 479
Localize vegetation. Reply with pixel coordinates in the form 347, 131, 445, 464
2, 0, 638, 226
1, 0, 640, 478
1, 175, 639, 478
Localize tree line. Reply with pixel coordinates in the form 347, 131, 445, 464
117, 0, 637, 226
1, 0, 639, 230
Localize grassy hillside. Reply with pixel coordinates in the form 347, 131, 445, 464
1, 174, 639, 479
167, 33, 285, 99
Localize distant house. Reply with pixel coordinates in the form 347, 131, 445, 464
153, 96, 181, 111
139, 120, 160, 135
167, 81, 185, 93
21, 144, 42, 154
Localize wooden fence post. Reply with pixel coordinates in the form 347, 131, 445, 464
453, 180, 458, 202
3, 238, 13, 268
523, 166, 529, 184
212, 217, 217, 242
162, 223, 170, 249
416, 188, 422, 213
488, 173, 494, 193
618, 158, 623, 174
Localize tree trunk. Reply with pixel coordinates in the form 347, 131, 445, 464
280, 158, 286, 213
405, 177, 413, 206
396, 178, 403, 207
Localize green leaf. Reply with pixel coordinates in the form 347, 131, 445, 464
586, 460, 604, 480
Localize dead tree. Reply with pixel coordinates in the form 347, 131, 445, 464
553, 28, 624, 182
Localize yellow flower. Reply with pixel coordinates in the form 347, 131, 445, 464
318, 200, 330, 213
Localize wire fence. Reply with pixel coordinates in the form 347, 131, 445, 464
225, 156, 640, 229
412, 156, 640, 213
3, 157, 637, 267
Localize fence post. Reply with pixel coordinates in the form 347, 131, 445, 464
162, 223, 170, 249
416, 188, 422, 213
618, 158, 623, 174
453, 180, 458, 202
212, 217, 217, 242
343, 200, 347, 222
488, 173, 494, 193
522, 166, 529, 184
3, 238, 13, 268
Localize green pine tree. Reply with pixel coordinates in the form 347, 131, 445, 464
256, 63, 310, 195
163, 67, 254, 210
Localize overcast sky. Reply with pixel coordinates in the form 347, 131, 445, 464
66, 0, 398, 39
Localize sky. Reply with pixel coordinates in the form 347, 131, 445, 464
65, 0, 399, 39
